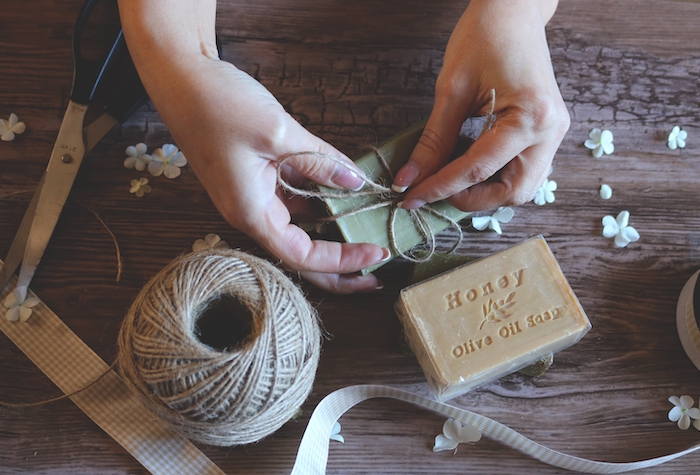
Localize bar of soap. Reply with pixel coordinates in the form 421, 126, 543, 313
394, 236, 591, 401
318, 123, 470, 274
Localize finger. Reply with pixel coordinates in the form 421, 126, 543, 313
391, 98, 469, 193
252, 202, 390, 274
277, 121, 367, 191
299, 270, 384, 295
398, 116, 535, 208
446, 142, 554, 211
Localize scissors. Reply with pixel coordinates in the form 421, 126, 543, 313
0, 0, 149, 293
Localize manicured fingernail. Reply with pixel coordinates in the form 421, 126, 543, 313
391, 163, 420, 193
396, 199, 426, 210
333, 167, 366, 191
375, 280, 385, 290
379, 247, 392, 262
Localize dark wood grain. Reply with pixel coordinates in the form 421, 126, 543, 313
2, 0, 700, 473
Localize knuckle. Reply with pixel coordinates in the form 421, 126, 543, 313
259, 110, 290, 152
519, 91, 570, 139
464, 162, 497, 185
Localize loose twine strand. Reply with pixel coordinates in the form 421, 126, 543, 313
277, 89, 496, 263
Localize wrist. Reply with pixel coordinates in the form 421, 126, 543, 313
466, 0, 558, 26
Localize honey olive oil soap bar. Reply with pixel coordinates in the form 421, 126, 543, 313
394, 236, 591, 401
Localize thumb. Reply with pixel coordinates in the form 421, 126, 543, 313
277, 121, 366, 191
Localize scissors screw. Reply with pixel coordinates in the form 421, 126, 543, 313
61, 154, 73, 164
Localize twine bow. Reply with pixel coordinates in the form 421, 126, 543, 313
276, 149, 463, 263
277, 90, 496, 264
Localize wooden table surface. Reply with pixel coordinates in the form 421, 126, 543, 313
2, 0, 700, 473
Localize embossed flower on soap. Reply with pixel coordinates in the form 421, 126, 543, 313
479, 292, 516, 329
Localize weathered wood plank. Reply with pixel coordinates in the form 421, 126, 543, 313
1, 0, 700, 473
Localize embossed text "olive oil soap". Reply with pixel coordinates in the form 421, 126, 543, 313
394, 236, 591, 401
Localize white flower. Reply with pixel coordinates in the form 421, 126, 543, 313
432, 419, 481, 453
329, 421, 344, 443
471, 207, 514, 235
124, 143, 151, 171
668, 395, 700, 430
599, 184, 612, 200
584, 128, 614, 158
148, 144, 187, 178
534, 178, 557, 205
130, 177, 152, 197
668, 126, 687, 150
192, 233, 229, 252
0, 113, 27, 142
602, 210, 639, 248
3, 286, 40, 322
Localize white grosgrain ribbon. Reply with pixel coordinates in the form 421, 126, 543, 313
293, 385, 700, 474
2, 262, 700, 474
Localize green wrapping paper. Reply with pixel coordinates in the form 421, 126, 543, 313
318, 123, 471, 274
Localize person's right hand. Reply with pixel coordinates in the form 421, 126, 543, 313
119, 0, 389, 294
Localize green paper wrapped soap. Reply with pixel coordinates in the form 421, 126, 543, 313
318, 123, 471, 274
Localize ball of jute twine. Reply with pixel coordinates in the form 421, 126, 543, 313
117, 249, 321, 446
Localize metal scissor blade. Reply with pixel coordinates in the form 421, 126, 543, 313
0, 110, 118, 292
0, 173, 46, 292
84, 112, 118, 153
10, 101, 88, 290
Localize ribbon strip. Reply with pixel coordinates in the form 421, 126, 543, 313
0, 271, 225, 475
293, 385, 700, 475
2, 262, 700, 474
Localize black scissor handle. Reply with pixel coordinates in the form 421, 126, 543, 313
70, 0, 121, 104
102, 35, 149, 123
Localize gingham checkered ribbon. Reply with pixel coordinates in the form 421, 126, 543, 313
0, 272, 225, 475
2, 268, 699, 474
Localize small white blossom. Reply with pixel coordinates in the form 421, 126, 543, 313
584, 128, 614, 158
124, 143, 151, 171
472, 207, 514, 235
433, 419, 481, 454
668, 126, 687, 150
0, 113, 27, 142
130, 177, 152, 197
602, 210, 639, 248
3, 286, 40, 322
192, 233, 229, 252
668, 395, 700, 430
148, 144, 187, 179
599, 184, 612, 200
534, 178, 557, 205
329, 421, 344, 443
